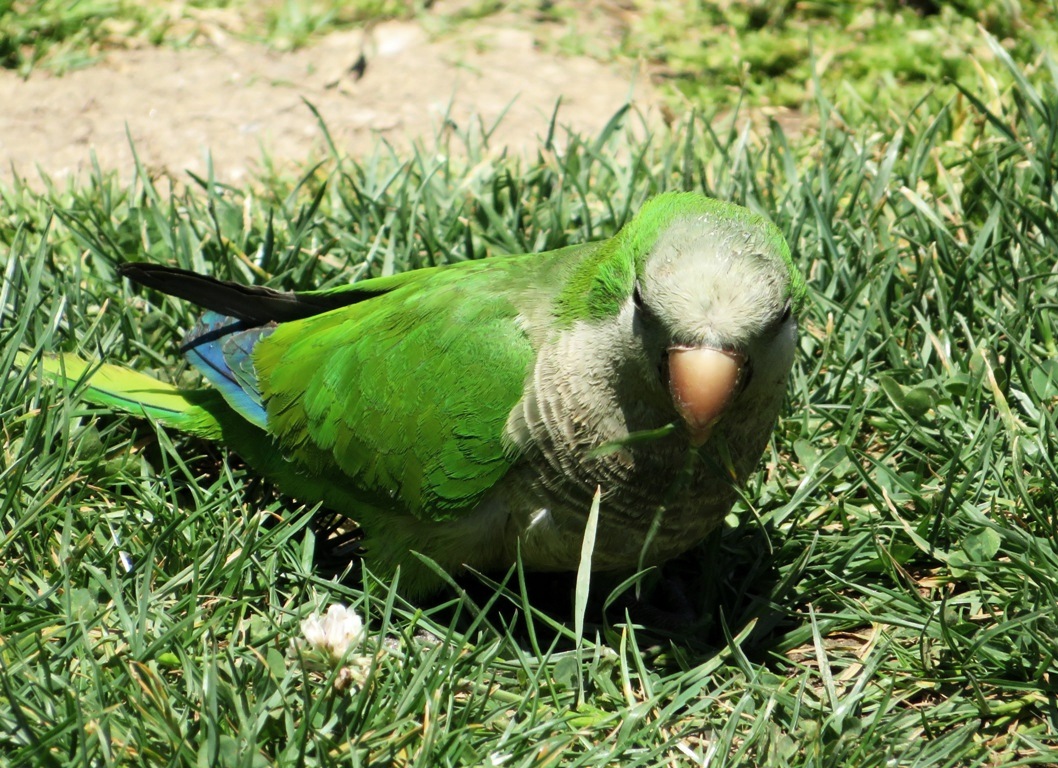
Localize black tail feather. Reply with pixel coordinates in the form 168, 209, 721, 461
119, 263, 355, 324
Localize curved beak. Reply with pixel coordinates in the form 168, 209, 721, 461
667, 346, 747, 446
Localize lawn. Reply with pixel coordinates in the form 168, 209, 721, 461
3, 2, 1058, 766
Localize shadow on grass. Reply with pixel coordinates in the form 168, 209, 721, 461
311, 509, 798, 666
86, 426, 798, 668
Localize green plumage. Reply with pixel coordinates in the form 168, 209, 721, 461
29, 192, 804, 597
257, 258, 538, 520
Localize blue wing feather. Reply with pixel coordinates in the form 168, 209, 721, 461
181, 311, 272, 429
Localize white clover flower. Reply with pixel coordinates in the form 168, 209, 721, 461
300, 603, 364, 660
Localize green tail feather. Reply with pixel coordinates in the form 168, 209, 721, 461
21, 351, 450, 596
22, 349, 349, 511
22, 352, 226, 440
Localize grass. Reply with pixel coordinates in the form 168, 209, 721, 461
0, 0, 417, 74
4, 8, 1058, 768
6, 0, 1058, 117
602, 0, 1058, 112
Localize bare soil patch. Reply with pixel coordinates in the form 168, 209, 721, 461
0, 19, 654, 187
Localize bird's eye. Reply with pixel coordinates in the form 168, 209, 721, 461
779, 300, 792, 324
632, 282, 646, 312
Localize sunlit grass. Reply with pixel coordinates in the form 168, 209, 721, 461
5, 0, 1057, 120
3, 23, 1058, 768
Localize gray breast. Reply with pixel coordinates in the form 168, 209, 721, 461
500, 317, 787, 572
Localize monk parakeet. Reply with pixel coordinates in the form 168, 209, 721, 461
46, 192, 805, 597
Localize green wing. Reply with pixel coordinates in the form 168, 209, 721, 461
254, 257, 540, 522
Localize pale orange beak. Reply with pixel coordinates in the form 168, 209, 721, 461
667, 346, 747, 446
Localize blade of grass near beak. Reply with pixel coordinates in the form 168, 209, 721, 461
573, 486, 601, 702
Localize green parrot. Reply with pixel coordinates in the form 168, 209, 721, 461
42, 192, 805, 597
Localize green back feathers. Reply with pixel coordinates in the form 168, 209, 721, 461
553, 235, 637, 325
556, 192, 805, 324
254, 258, 536, 522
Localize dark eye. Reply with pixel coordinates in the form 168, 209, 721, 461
632, 282, 646, 312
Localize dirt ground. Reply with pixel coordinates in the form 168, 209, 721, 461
0, 17, 656, 188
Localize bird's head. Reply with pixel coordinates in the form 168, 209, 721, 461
629, 194, 805, 445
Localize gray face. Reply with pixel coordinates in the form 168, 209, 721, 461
638, 213, 793, 351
